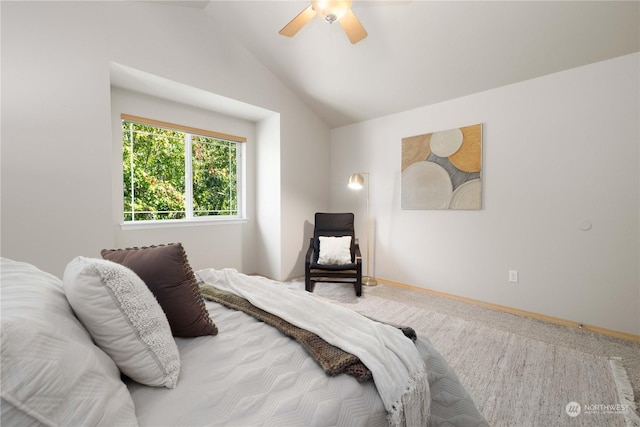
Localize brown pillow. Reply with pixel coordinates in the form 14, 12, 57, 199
101, 243, 217, 338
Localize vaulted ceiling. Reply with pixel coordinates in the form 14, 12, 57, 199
166, 1, 640, 129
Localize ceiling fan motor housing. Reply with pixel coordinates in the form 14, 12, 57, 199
312, 0, 352, 23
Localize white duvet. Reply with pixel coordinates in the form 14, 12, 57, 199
127, 272, 488, 427
127, 297, 388, 426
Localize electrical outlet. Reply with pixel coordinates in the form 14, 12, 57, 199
509, 270, 519, 283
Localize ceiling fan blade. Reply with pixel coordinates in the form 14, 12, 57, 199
279, 5, 316, 37
339, 8, 367, 44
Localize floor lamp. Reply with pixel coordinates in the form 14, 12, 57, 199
348, 172, 377, 286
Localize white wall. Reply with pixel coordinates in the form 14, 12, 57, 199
279, 113, 332, 279
255, 114, 282, 278
330, 53, 640, 335
1, 1, 330, 279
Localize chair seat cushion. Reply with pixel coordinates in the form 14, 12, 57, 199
310, 263, 358, 271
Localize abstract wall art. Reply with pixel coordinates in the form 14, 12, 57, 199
401, 123, 482, 210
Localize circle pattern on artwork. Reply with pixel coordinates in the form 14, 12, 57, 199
430, 128, 463, 157
401, 161, 452, 209
450, 125, 481, 173
450, 179, 482, 209
401, 134, 431, 172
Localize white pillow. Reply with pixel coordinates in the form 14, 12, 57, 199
63, 256, 180, 388
0, 258, 138, 426
317, 236, 352, 265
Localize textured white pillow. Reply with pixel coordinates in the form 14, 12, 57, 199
0, 258, 137, 426
317, 236, 352, 265
63, 256, 180, 388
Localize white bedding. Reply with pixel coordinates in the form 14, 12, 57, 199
1, 257, 486, 427
127, 299, 388, 426
128, 297, 488, 426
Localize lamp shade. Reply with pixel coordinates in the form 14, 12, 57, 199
348, 173, 364, 190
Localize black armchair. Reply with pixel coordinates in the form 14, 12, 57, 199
305, 213, 362, 297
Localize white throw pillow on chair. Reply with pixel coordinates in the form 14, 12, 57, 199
318, 236, 352, 265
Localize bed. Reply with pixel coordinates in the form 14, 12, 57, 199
1, 243, 487, 427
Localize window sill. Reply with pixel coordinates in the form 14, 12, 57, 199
120, 217, 248, 230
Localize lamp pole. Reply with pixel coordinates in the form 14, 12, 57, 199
348, 172, 377, 286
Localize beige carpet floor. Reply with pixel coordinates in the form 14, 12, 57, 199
288, 279, 640, 427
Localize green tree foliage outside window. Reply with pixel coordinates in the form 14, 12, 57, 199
192, 135, 238, 217
122, 121, 239, 222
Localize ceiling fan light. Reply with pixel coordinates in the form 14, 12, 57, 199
312, 0, 352, 24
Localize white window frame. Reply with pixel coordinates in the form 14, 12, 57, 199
120, 114, 246, 230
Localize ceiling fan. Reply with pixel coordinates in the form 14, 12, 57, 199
279, 0, 368, 44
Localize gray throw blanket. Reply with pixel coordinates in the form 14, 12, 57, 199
200, 283, 416, 383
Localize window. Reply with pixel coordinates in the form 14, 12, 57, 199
121, 114, 245, 223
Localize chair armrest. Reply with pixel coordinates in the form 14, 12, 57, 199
305, 238, 314, 265
353, 242, 362, 264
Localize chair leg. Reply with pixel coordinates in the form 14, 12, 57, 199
355, 280, 362, 297
305, 277, 314, 293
